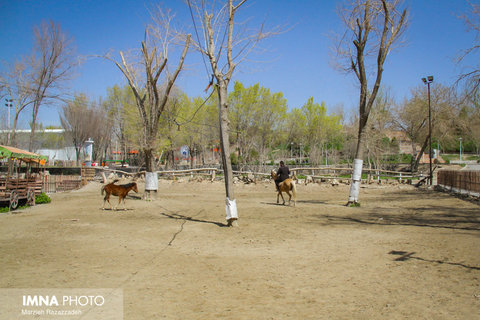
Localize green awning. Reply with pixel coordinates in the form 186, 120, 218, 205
0, 145, 48, 164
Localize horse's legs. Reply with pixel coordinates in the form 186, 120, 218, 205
114, 196, 123, 211
122, 196, 127, 210
286, 191, 292, 205
103, 194, 112, 210
279, 191, 286, 205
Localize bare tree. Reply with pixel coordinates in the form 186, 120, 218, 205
187, 0, 277, 225
105, 7, 190, 197
28, 20, 75, 151
457, 1, 480, 98
1, 59, 35, 146
363, 87, 396, 171
394, 84, 457, 172
104, 85, 139, 164
60, 94, 94, 165
335, 0, 408, 205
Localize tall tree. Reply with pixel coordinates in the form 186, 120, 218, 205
229, 82, 287, 166
28, 20, 75, 151
106, 7, 191, 196
394, 84, 455, 171
300, 98, 343, 163
457, 1, 480, 98
362, 88, 396, 170
1, 59, 34, 146
104, 85, 138, 163
457, 92, 480, 155
335, 0, 408, 205
60, 94, 93, 165
188, 0, 276, 226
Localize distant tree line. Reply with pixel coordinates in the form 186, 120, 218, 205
54, 79, 479, 171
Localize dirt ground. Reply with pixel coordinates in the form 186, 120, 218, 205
0, 178, 479, 319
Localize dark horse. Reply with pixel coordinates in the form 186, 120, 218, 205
101, 180, 138, 210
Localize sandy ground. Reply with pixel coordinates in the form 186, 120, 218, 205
0, 179, 479, 319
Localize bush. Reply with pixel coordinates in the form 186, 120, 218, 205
230, 152, 238, 166
36, 193, 51, 204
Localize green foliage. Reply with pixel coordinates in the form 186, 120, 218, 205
287, 97, 344, 164
104, 85, 141, 151
466, 155, 480, 162
230, 152, 239, 166
0, 205, 29, 212
382, 153, 412, 164
35, 192, 51, 204
0, 193, 50, 213
229, 81, 288, 165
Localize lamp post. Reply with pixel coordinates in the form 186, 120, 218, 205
459, 137, 462, 161
422, 76, 434, 185
5, 99, 13, 145
299, 143, 303, 165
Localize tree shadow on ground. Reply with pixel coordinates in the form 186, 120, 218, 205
310, 200, 480, 231
378, 187, 480, 207
389, 250, 480, 270
160, 212, 228, 228
318, 209, 480, 231
309, 187, 480, 230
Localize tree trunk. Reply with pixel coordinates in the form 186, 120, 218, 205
347, 125, 367, 205
144, 146, 158, 200
414, 135, 430, 173
29, 118, 37, 151
217, 82, 237, 226
75, 146, 81, 166
144, 147, 156, 172
11, 114, 20, 147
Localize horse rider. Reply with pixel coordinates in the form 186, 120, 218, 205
275, 161, 290, 191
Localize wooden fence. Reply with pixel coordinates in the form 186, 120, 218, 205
42, 175, 83, 193
437, 170, 480, 197
154, 166, 424, 183
39, 166, 429, 194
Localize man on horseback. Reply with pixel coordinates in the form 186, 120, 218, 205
275, 161, 290, 191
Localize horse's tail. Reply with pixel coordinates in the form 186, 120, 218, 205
101, 185, 105, 195
291, 180, 297, 206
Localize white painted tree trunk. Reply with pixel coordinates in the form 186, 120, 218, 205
217, 82, 238, 226
348, 158, 363, 204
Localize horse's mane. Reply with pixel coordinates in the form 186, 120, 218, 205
120, 182, 137, 188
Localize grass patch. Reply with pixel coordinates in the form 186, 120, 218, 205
35, 192, 51, 204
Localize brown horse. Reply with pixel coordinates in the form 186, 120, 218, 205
101, 181, 138, 210
271, 170, 297, 206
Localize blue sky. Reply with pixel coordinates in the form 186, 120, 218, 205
0, 0, 477, 128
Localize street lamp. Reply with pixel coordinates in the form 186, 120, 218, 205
459, 137, 462, 161
422, 76, 434, 185
5, 99, 13, 145
299, 143, 303, 165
